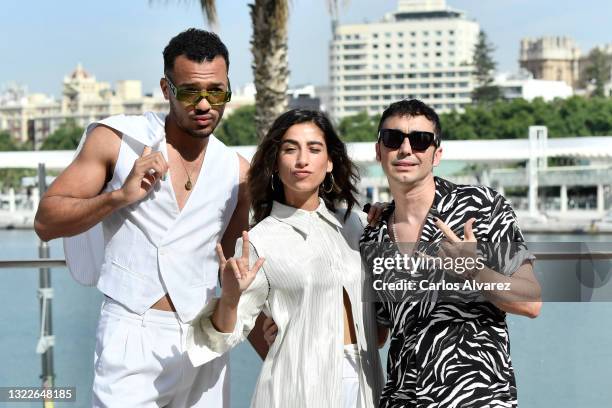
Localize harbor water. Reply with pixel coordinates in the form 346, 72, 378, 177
1, 229, 611, 407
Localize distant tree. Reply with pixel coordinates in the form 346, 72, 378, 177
441, 96, 612, 139
337, 111, 380, 142
581, 48, 612, 97
471, 30, 502, 104
215, 105, 258, 146
0, 131, 21, 151
40, 120, 83, 150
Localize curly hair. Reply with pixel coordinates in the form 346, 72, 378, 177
249, 109, 360, 226
163, 28, 229, 78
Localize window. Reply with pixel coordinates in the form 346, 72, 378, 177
373, 33, 379, 38
385, 43, 391, 48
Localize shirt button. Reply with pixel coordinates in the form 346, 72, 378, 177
159, 248, 166, 255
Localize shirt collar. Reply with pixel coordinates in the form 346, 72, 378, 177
270, 198, 343, 236
381, 176, 457, 221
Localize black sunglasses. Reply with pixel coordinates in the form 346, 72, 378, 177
378, 129, 439, 150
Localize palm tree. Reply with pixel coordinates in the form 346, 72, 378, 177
166, 0, 342, 140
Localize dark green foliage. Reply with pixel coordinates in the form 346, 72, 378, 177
472, 30, 501, 104
40, 120, 83, 150
214, 105, 258, 146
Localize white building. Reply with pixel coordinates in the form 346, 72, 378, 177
495, 71, 574, 101
329, 0, 479, 120
0, 64, 167, 147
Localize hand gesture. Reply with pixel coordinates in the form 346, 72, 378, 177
434, 217, 478, 279
364, 202, 390, 226
216, 231, 265, 304
119, 146, 169, 205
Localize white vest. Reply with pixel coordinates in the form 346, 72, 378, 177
63, 112, 239, 322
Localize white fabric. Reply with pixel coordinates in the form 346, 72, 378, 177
93, 297, 229, 408
63, 112, 166, 286
63, 112, 239, 322
187, 199, 384, 408
343, 344, 361, 408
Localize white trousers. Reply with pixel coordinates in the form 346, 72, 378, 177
92, 298, 229, 408
342, 344, 362, 408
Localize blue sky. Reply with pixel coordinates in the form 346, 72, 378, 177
1, 0, 610, 97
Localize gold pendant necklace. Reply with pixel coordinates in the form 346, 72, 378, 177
178, 155, 194, 191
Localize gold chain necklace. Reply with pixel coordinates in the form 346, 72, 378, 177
177, 154, 199, 191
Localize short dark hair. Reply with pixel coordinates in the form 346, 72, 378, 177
163, 28, 229, 78
377, 99, 442, 138
249, 109, 360, 225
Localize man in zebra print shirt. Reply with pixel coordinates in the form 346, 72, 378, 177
360, 99, 542, 407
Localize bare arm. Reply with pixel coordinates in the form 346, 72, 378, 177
472, 261, 542, 318
34, 125, 168, 241
219, 155, 250, 258
217, 155, 270, 360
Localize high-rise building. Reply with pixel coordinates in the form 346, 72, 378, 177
329, 0, 479, 120
519, 37, 581, 88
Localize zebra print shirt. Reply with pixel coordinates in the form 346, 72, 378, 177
360, 177, 532, 408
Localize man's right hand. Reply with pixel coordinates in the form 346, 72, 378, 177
117, 146, 169, 206
262, 316, 278, 346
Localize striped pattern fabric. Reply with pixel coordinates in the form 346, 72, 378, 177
187, 199, 384, 408
360, 177, 532, 408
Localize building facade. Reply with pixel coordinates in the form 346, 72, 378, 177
494, 71, 573, 101
0, 64, 168, 147
519, 37, 582, 88
329, 0, 479, 120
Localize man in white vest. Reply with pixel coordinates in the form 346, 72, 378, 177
34, 28, 263, 407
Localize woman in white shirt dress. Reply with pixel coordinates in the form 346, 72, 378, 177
187, 109, 385, 408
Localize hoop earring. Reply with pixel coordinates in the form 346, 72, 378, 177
323, 172, 335, 194
270, 173, 276, 192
